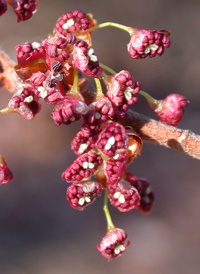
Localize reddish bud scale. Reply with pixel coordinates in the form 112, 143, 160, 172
16, 41, 45, 67
152, 94, 189, 126
54, 10, 90, 36
96, 122, 128, 158
108, 178, 141, 212
97, 228, 130, 259
105, 150, 128, 185
14, 62, 47, 82
0, 0, 7, 16
71, 128, 98, 156
8, 85, 41, 120
73, 40, 103, 78
106, 70, 140, 112
0, 157, 13, 185
10, 0, 39, 22
126, 129, 143, 164
66, 181, 102, 211
62, 151, 103, 183
127, 28, 171, 59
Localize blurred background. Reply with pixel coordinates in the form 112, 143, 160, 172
1, 0, 200, 273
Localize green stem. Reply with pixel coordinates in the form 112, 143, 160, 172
0, 107, 14, 114
103, 188, 115, 231
88, 22, 132, 35
94, 78, 103, 95
72, 69, 79, 92
139, 90, 159, 109
93, 78, 104, 101
100, 63, 117, 75
69, 69, 81, 98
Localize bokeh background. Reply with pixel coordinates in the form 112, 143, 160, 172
1, 0, 200, 273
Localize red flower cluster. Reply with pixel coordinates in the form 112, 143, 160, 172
1, 8, 189, 260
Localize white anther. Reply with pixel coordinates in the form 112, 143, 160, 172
124, 86, 133, 101
95, 112, 101, 119
114, 244, 125, 254
32, 42, 41, 49
113, 192, 121, 199
82, 162, 89, 169
120, 245, 125, 251
113, 154, 119, 160
87, 48, 98, 62
38, 86, 48, 98
62, 19, 75, 29
105, 143, 111, 151
114, 192, 125, 203
88, 162, 95, 169
105, 136, 115, 150
24, 95, 33, 103
85, 196, 91, 203
78, 197, 85, 205
108, 136, 115, 145
88, 48, 94, 56
78, 143, 88, 154
144, 43, 159, 54
114, 246, 121, 254
118, 194, 125, 204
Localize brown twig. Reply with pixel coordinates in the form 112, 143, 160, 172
0, 48, 19, 92
120, 110, 200, 160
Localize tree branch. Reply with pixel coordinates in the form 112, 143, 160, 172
119, 110, 200, 160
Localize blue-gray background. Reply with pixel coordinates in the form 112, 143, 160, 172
1, 1, 200, 273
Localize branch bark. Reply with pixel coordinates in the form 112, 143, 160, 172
120, 110, 200, 160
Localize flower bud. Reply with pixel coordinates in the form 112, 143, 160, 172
0, 0, 7, 16
15, 41, 45, 67
73, 40, 103, 78
105, 70, 140, 112
54, 10, 91, 36
136, 178, 155, 213
127, 28, 171, 59
7, 85, 41, 120
96, 122, 128, 158
105, 149, 128, 185
108, 177, 141, 212
71, 127, 97, 156
9, 0, 39, 22
97, 228, 130, 259
150, 94, 189, 126
66, 181, 102, 211
62, 150, 103, 183
0, 156, 13, 185
51, 95, 88, 125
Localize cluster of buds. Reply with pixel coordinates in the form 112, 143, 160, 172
0, 0, 38, 22
0, 8, 189, 259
